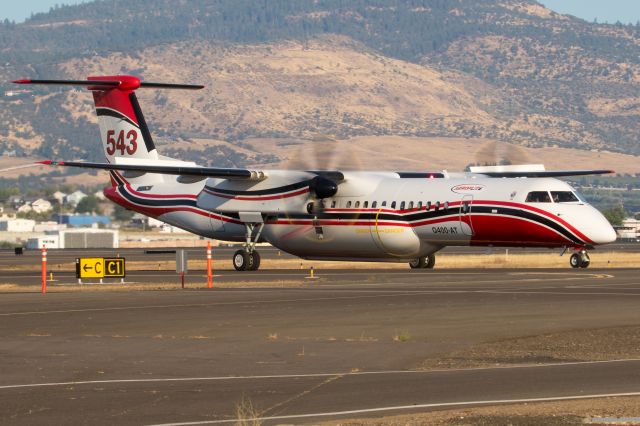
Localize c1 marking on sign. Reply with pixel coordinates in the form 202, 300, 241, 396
77, 258, 104, 278
104, 258, 125, 278
76, 258, 126, 279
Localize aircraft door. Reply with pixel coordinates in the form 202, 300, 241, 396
210, 216, 226, 234
459, 195, 474, 236
370, 208, 421, 257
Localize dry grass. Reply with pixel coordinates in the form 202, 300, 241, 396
234, 396, 261, 426
420, 325, 640, 371
317, 396, 640, 426
392, 330, 411, 343
266, 333, 278, 341
18, 252, 640, 274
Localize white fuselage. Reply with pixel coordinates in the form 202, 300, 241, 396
104, 170, 616, 262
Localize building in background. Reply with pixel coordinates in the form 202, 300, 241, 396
64, 190, 87, 206
51, 191, 67, 204
0, 218, 36, 232
26, 229, 119, 249
616, 217, 640, 241
54, 213, 110, 227
29, 198, 52, 213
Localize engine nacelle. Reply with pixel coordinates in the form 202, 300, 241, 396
309, 176, 338, 199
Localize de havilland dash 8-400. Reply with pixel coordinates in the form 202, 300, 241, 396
13, 75, 617, 270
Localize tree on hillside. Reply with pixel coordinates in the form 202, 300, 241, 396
75, 195, 102, 215
602, 204, 627, 226
113, 204, 134, 222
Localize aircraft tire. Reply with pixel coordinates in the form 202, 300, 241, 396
579, 252, 590, 268
248, 251, 261, 271
569, 253, 582, 268
233, 250, 249, 271
424, 254, 436, 269
409, 257, 426, 269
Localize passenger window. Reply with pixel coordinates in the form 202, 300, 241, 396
363, 201, 369, 208
372, 201, 377, 208
400, 201, 406, 210
551, 191, 579, 203
435, 201, 440, 211
331, 200, 336, 208
444, 201, 449, 210
347, 201, 352, 208
525, 191, 552, 203
355, 201, 360, 208
409, 201, 414, 209
391, 201, 397, 209
417, 201, 423, 209
382, 201, 387, 207
427, 201, 431, 210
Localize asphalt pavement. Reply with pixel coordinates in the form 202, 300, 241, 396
0, 268, 639, 424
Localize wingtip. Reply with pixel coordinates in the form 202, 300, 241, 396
12, 79, 31, 84
36, 160, 62, 166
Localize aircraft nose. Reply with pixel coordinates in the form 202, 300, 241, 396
582, 209, 617, 245
588, 224, 617, 245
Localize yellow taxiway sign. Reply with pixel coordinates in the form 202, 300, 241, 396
76, 257, 126, 279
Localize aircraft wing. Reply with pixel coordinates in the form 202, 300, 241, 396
474, 170, 614, 178
468, 164, 614, 178
37, 160, 265, 180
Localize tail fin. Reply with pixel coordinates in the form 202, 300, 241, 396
13, 76, 203, 185
89, 76, 158, 164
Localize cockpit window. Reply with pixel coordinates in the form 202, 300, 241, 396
525, 191, 552, 203
573, 191, 588, 203
550, 191, 579, 203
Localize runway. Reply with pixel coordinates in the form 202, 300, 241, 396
0, 269, 639, 424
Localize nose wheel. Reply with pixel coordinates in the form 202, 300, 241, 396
570, 250, 590, 268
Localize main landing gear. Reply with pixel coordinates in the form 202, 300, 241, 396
569, 250, 590, 269
233, 222, 264, 271
409, 254, 436, 269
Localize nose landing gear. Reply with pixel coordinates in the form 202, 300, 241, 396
570, 250, 590, 268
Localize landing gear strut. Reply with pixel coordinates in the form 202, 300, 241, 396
409, 254, 436, 269
233, 222, 264, 271
570, 250, 590, 269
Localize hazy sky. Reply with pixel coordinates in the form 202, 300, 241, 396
539, 0, 640, 24
1, 1, 639, 24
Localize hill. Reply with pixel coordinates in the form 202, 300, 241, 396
0, 0, 639, 175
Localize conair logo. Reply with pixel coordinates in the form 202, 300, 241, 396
451, 184, 486, 194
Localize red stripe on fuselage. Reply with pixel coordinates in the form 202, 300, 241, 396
469, 214, 573, 247
471, 200, 591, 244
104, 186, 242, 224
103, 181, 588, 247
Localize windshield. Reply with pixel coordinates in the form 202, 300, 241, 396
550, 191, 579, 203
525, 191, 551, 203
573, 190, 588, 203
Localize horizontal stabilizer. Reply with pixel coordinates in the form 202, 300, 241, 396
37, 160, 265, 180
13, 78, 203, 91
